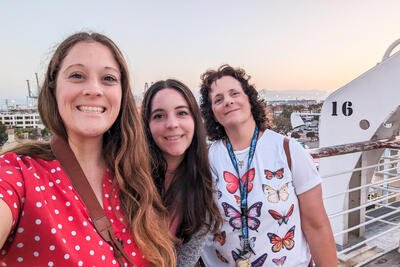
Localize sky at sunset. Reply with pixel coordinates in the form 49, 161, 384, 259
1, 0, 400, 101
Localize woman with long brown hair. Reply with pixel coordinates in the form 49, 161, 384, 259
0, 32, 175, 266
141, 79, 222, 266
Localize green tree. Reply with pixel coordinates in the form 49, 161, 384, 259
41, 127, 52, 138
272, 115, 291, 134
14, 128, 36, 139
0, 124, 7, 145
281, 105, 294, 119
293, 105, 304, 112
306, 131, 316, 138
291, 132, 300, 139
308, 103, 323, 112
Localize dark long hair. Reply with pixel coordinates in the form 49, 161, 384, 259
7, 32, 175, 267
141, 79, 222, 242
200, 64, 269, 141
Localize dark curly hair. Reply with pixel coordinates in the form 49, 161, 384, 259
200, 64, 269, 141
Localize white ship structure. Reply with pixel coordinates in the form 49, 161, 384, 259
308, 39, 400, 266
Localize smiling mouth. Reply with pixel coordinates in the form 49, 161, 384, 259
77, 106, 105, 113
164, 135, 183, 140
225, 108, 240, 115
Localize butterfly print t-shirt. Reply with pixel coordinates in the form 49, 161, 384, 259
0, 153, 149, 267
201, 130, 321, 267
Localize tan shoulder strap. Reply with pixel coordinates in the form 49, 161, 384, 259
50, 135, 133, 266
283, 137, 292, 171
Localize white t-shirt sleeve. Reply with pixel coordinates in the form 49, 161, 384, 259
208, 143, 222, 186
289, 139, 321, 195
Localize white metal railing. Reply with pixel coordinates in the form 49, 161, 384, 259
310, 140, 400, 260
334, 204, 400, 237
323, 174, 400, 200
328, 190, 400, 219
321, 158, 400, 179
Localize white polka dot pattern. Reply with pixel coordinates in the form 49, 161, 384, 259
0, 153, 148, 266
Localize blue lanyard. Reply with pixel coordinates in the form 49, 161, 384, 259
226, 126, 259, 256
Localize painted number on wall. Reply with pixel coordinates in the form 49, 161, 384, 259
332, 101, 353, 116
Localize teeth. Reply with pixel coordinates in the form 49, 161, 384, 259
166, 136, 180, 140
78, 106, 105, 113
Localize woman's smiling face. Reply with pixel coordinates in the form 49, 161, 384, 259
149, 88, 195, 164
209, 75, 253, 130
55, 41, 122, 141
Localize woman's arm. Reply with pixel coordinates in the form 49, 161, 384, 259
176, 226, 207, 267
298, 184, 337, 267
0, 199, 13, 248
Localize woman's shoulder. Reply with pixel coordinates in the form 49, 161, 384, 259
0, 151, 58, 174
208, 139, 224, 154
207, 140, 228, 167
1, 151, 52, 162
0, 152, 29, 166
260, 129, 306, 154
258, 129, 287, 146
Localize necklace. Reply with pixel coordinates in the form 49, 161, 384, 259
237, 160, 245, 168
234, 151, 248, 169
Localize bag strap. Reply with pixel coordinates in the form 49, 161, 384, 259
283, 137, 292, 171
50, 135, 134, 266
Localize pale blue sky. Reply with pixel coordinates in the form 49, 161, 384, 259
1, 0, 400, 100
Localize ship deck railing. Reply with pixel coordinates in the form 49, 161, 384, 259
308, 137, 400, 265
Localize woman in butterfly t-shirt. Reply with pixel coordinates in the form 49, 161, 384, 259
0, 32, 175, 267
199, 65, 337, 267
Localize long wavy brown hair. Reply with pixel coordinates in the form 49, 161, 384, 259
141, 79, 222, 242
200, 64, 269, 141
7, 32, 175, 267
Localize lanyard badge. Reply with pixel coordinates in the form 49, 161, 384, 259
226, 126, 259, 257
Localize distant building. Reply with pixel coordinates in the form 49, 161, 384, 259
272, 106, 284, 116
267, 99, 317, 105
0, 110, 43, 129
258, 89, 329, 102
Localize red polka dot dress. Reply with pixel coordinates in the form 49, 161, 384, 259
0, 153, 150, 267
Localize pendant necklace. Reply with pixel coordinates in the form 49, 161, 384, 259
237, 159, 245, 168
234, 151, 246, 169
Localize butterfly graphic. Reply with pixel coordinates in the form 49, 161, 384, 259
232, 250, 268, 267
262, 183, 289, 203
239, 235, 256, 250
221, 202, 263, 231
213, 231, 226, 246
234, 195, 241, 204
267, 225, 295, 253
223, 168, 255, 194
272, 256, 287, 265
218, 190, 222, 199
268, 204, 294, 225
216, 249, 229, 263
265, 168, 284, 180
